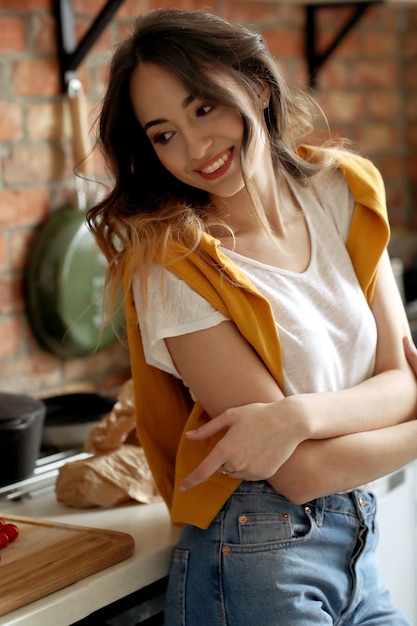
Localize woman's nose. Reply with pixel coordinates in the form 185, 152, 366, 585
184, 129, 213, 161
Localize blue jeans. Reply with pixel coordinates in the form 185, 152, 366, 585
164, 481, 410, 625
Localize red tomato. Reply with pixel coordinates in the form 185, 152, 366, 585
0, 531, 9, 549
3, 523, 19, 542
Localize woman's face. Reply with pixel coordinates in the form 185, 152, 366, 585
129, 61, 268, 202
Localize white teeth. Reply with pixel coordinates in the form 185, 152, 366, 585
201, 151, 230, 174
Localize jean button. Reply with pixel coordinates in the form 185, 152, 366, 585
304, 506, 312, 515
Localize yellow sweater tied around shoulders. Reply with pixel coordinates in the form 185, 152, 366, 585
123, 146, 390, 529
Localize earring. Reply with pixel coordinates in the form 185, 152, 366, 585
263, 101, 268, 108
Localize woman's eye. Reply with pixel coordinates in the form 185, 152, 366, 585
196, 104, 213, 117
153, 131, 173, 145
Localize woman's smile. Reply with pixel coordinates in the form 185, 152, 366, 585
195, 148, 234, 180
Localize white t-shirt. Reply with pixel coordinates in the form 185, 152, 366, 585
133, 168, 377, 397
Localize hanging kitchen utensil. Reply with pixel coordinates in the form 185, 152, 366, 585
26, 78, 120, 359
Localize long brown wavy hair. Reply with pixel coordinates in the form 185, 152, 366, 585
87, 8, 334, 312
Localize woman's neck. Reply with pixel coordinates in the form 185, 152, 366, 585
209, 163, 292, 239
208, 166, 311, 273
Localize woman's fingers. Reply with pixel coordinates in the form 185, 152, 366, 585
184, 412, 233, 440
179, 401, 305, 491
404, 336, 417, 375
180, 414, 237, 490
179, 446, 234, 491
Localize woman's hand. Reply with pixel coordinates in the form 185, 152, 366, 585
179, 399, 310, 491
404, 336, 417, 375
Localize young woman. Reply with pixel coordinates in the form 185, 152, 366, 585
87, 8, 417, 625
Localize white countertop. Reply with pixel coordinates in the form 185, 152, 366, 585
0, 489, 181, 625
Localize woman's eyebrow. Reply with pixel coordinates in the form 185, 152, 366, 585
144, 117, 167, 131
143, 94, 196, 131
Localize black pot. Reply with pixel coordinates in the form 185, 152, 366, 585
0, 392, 46, 486
42, 393, 115, 449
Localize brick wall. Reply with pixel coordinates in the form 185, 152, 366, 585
0, 0, 416, 395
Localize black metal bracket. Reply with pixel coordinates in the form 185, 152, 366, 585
54, 0, 379, 92
54, 0, 125, 90
306, 2, 379, 88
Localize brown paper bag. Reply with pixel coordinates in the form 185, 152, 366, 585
55, 379, 161, 508
55, 444, 161, 508
84, 379, 139, 453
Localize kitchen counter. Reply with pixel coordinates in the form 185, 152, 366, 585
0, 490, 181, 626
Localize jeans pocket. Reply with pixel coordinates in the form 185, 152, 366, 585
237, 505, 314, 549
164, 548, 189, 626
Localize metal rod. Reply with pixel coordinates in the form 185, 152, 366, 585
65, 0, 125, 73
54, 0, 126, 90
0, 452, 91, 500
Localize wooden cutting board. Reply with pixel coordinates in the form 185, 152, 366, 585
0, 514, 135, 616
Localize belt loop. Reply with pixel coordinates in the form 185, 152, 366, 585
308, 497, 324, 526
